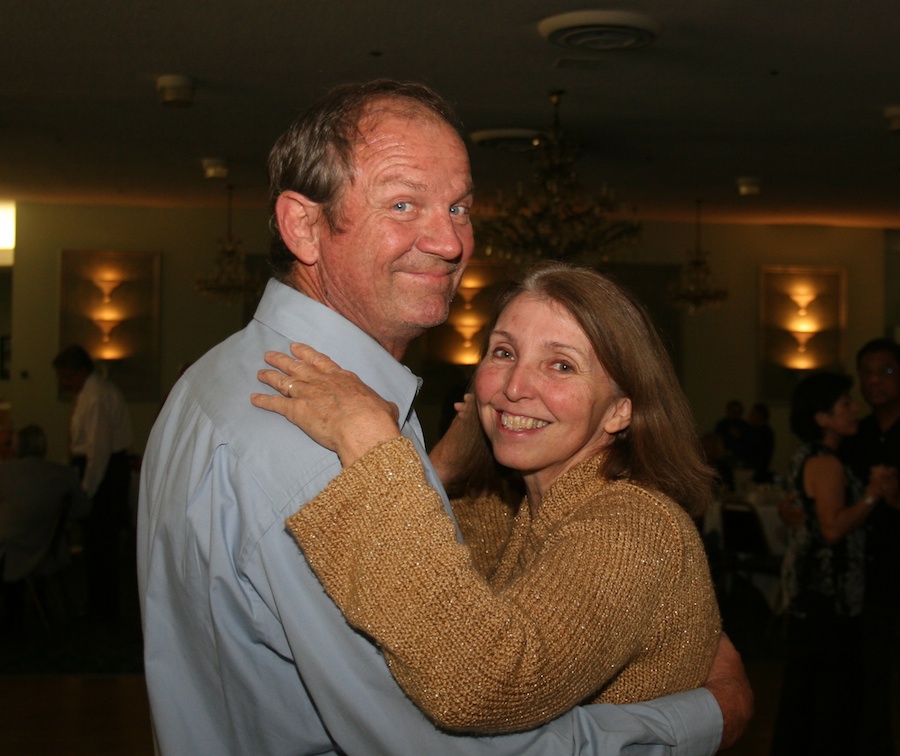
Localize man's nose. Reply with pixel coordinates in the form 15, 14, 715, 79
418, 212, 466, 260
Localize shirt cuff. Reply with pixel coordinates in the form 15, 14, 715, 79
648, 688, 723, 756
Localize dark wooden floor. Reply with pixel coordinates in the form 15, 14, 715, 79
0, 675, 153, 755
0, 539, 896, 754
1, 647, 899, 753
0, 659, 785, 755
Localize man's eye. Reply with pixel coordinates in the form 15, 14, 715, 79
450, 205, 470, 217
393, 202, 413, 212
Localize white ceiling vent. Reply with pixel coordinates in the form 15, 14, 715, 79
538, 10, 660, 51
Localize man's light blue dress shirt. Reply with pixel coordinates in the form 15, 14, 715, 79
137, 279, 722, 755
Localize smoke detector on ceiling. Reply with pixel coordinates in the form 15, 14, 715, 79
884, 105, 900, 132
202, 158, 229, 180
538, 10, 660, 51
736, 176, 761, 196
469, 129, 544, 152
156, 75, 194, 107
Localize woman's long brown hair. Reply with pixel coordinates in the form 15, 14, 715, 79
447, 261, 715, 518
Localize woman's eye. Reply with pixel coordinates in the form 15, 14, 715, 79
552, 361, 574, 372
491, 347, 513, 360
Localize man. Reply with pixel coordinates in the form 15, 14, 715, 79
53, 345, 132, 622
138, 80, 750, 755
842, 337, 900, 754
0, 425, 89, 630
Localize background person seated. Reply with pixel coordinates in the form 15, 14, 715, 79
0, 425, 89, 632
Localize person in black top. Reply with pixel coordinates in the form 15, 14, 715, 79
840, 338, 900, 755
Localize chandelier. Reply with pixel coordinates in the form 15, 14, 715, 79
196, 184, 262, 302
671, 200, 727, 312
474, 91, 640, 264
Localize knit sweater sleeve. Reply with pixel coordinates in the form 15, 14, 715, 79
286, 437, 708, 734
450, 493, 516, 578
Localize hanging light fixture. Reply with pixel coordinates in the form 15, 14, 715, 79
473, 91, 640, 264
196, 184, 261, 302
671, 200, 727, 312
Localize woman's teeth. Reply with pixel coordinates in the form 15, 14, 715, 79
501, 413, 549, 431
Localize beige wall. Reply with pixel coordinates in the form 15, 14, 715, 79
635, 222, 886, 475
6, 202, 270, 463
2, 202, 891, 480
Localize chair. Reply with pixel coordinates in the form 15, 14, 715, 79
720, 500, 783, 573
716, 500, 785, 640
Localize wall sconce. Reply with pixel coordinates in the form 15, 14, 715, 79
93, 317, 123, 343
453, 321, 482, 349
787, 311, 821, 353
94, 276, 123, 304
788, 290, 817, 316
456, 285, 481, 310
759, 266, 846, 399
455, 271, 486, 310
449, 316, 486, 366
789, 328, 816, 353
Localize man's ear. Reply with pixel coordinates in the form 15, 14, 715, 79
604, 397, 633, 435
275, 191, 324, 265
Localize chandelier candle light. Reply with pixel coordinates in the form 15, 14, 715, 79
671, 200, 728, 312
196, 184, 260, 302
473, 91, 640, 264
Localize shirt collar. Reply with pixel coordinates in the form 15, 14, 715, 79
253, 279, 421, 427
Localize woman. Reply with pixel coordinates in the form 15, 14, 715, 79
251, 262, 721, 734
771, 372, 897, 755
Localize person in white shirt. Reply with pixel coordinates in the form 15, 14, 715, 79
53, 344, 131, 623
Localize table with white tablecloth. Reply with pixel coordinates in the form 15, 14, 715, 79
704, 484, 791, 611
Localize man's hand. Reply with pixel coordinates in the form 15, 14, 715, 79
871, 464, 899, 508
704, 633, 753, 752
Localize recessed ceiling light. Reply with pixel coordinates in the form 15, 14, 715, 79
538, 10, 660, 52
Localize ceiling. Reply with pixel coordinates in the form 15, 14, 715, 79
2, 0, 900, 227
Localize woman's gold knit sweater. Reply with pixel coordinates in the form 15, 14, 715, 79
286, 437, 720, 734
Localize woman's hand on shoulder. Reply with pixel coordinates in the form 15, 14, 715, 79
251, 343, 401, 467
430, 393, 475, 487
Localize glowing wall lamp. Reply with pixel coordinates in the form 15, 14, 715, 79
453, 320, 482, 349
759, 266, 846, 399
0, 201, 15, 266
789, 328, 817, 353
93, 316, 123, 343
787, 311, 821, 353
455, 270, 486, 310
788, 290, 817, 316
450, 317, 485, 366
94, 276, 123, 303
